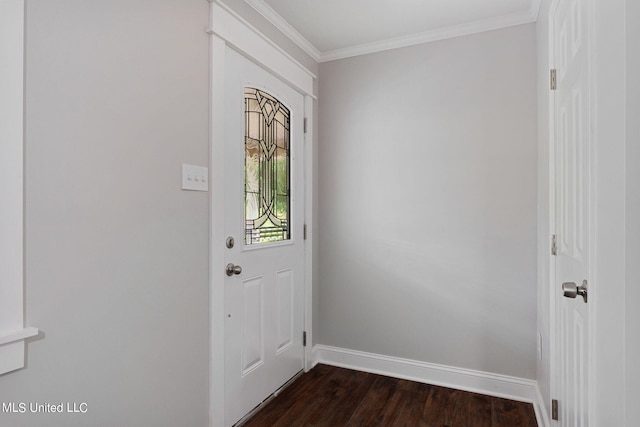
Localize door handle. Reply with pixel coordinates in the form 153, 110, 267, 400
226, 263, 242, 276
562, 280, 588, 303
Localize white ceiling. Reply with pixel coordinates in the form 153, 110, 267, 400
244, 0, 541, 62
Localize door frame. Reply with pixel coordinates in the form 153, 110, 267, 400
0, 0, 40, 375
547, 0, 597, 423
207, 2, 317, 425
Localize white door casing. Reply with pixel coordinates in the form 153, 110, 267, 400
551, 0, 592, 424
0, 0, 39, 375
208, 3, 316, 426
223, 46, 305, 427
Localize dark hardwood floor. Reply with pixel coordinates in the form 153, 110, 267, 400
240, 364, 538, 427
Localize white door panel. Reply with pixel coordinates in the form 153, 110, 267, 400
224, 46, 305, 427
552, 0, 591, 424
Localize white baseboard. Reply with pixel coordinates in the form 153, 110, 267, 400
534, 384, 551, 427
305, 345, 320, 372
313, 345, 549, 427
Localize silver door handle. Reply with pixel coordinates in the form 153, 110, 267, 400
226, 263, 242, 276
562, 280, 588, 303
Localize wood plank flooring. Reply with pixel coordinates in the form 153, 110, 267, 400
239, 364, 538, 427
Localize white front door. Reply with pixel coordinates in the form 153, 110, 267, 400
223, 46, 305, 427
552, 0, 591, 424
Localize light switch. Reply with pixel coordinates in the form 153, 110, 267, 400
182, 164, 208, 191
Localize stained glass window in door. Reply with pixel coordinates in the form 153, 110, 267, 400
244, 87, 291, 245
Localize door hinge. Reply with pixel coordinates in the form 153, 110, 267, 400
303, 117, 308, 134
303, 331, 307, 347
550, 69, 557, 90
303, 224, 307, 240
551, 234, 557, 256
552, 399, 559, 420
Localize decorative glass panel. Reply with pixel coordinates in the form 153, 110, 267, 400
244, 88, 290, 245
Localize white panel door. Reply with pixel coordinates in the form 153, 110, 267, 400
552, 0, 591, 424
224, 46, 305, 427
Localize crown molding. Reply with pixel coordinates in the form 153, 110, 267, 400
530, 0, 543, 21
244, 0, 321, 62
319, 9, 538, 62
243, 0, 541, 63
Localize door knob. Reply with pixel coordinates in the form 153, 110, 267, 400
562, 280, 588, 303
226, 263, 242, 276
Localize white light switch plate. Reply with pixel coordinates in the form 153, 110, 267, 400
182, 164, 208, 191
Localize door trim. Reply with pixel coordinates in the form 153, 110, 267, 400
208, 3, 316, 425
208, 1, 316, 97
548, 1, 559, 422
0, 0, 40, 375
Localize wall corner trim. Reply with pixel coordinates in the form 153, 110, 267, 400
313, 345, 548, 427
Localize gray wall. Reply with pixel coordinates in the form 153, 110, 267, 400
0, 1, 210, 426
318, 24, 538, 379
